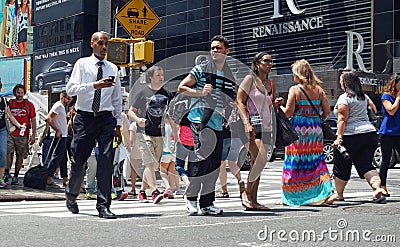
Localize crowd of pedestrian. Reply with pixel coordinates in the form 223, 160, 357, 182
1, 31, 397, 220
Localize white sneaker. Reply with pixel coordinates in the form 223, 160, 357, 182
201, 204, 223, 215
185, 197, 198, 215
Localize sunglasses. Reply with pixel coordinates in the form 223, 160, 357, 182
64, 96, 72, 100
260, 59, 273, 64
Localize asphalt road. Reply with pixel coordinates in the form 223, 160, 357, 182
1, 161, 400, 247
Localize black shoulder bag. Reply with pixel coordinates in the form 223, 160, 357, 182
297, 86, 336, 140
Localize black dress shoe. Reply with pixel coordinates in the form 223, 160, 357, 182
66, 198, 79, 214
98, 208, 117, 219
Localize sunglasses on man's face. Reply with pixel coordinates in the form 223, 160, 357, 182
260, 59, 273, 64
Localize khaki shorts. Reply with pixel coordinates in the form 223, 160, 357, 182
137, 133, 164, 167
7, 134, 29, 158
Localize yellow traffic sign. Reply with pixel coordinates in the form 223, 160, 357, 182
115, 0, 161, 38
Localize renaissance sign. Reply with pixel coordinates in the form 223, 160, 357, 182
253, 0, 324, 38
253, 16, 324, 38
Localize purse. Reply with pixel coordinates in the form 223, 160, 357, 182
275, 108, 299, 147
297, 86, 336, 141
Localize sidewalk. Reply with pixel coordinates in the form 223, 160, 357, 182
0, 165, 66, 202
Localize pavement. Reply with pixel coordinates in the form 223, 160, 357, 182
0, 173, 66, 202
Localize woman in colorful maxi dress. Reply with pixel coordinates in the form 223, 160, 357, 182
280, 59, 335, 206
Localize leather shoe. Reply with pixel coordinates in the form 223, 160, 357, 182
66, 198, 79, 214
98, 208, 117, 219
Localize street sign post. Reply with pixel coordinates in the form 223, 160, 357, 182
115, 0, 161, 38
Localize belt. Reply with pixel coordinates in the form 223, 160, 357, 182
77, 110, 112, 117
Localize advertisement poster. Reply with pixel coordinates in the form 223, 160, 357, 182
0, 0, 33, 57
0, 56, 30, 95
33, 0, 82, 24
32, 41, 82, 91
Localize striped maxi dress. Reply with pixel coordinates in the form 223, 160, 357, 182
281, 98, 333, 206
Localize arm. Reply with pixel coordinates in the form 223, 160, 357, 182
111, 70, 122, 126
177, 73, 212, 97
282, 86, 297, 118
382, 93, 400, 116
237, 75, 253, 134
30, 117, 37, 145
121, 113, 130, 146
5, 106, 22, 129
38, 122, 50, 147
128, 106, 146, 128
46, 111, 60, 138
320, 88, 331, 120
333, 104, 349, 148
367, 98, 377, 114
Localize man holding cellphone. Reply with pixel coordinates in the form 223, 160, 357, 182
66, 31, 122, 219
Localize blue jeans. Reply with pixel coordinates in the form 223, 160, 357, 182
175, 142, 195, 178
42, 136, 53, 165
0, 127, 7, 169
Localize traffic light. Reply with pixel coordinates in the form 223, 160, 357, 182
134, 40, 154, 63
107, 40, 130, 65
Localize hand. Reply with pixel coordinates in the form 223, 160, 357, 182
55, 130, 62, 138
202, 84, 213, 96
114, 128, 122, 146
137, 118, 146, 128
29, 135, 35, 145
94, 77, 115, 89
333, 138, 342, 148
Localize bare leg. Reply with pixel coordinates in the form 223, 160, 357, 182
130, 158, 139, 192
218, 160, 228, 193
364, 170, 383, 198
334, 177, 348, 200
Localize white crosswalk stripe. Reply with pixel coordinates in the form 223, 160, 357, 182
0, 163, 376, 220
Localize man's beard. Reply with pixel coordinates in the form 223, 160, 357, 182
16, 96, 23, 101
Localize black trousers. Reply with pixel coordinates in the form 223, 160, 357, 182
66, 111, 116, 210
47, 136, 67, 178
379, 134, 400, 186
186, 123, 223, 208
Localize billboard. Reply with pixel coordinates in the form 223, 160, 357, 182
0, 0, 33, 57
33, 0, 83, 24
32, 41, 82, 91
0, 56, 31, 94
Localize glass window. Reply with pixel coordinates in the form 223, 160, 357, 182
154, 6, 166, 17
189, 0, 209, 10
167, 35, 187, 47
167, 12, 187, 26
187, 20, 209, 33
167, 1, 187, 15
187, 31, 209, 44
374, 13, 393, 43
166, 46, 186, 57
374, 0, 393, 13
166, 23, 186, 36
188, 7, 209, 22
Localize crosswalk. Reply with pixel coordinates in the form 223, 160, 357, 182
0, 163, 375, 220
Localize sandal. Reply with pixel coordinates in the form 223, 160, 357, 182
216, 192, 230, 198
242, 199, 255, 211
252, 203, 270, 211
371, 196, 387, 204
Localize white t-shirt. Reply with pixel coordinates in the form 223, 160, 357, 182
50, 101, 68, 137
334, 93, 376, 135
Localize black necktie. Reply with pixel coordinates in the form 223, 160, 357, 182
92, 61, 103, 113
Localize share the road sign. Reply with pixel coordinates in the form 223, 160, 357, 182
115, 0, 160, 38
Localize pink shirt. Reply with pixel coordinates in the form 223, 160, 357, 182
178, 125, 194, 146
246, 82, 273, 132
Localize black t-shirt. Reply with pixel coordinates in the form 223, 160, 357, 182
131, 86, 173, 136
0, 97, 7, 129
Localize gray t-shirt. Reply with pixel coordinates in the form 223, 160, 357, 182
334, 93, 376, 135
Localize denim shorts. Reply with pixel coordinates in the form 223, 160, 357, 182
221, 137, 242, 162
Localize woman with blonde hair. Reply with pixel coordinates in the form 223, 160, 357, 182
280, 59, 335, 206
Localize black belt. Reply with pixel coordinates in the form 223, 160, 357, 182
77, 110, 112, 117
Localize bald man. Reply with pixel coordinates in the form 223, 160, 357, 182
65, 31, 122, 219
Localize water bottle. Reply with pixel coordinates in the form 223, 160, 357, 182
20, 123, 26, 136
337, 145, 351, 160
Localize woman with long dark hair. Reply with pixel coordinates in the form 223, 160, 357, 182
332, 71, 385, 203
378, 73, 400, 197
236, 52, 276, 210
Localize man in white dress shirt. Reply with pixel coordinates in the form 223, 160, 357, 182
65, 31, 122, 219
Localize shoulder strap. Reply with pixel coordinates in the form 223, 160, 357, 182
297, 86, 323, 120
25, 99, 31, 120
